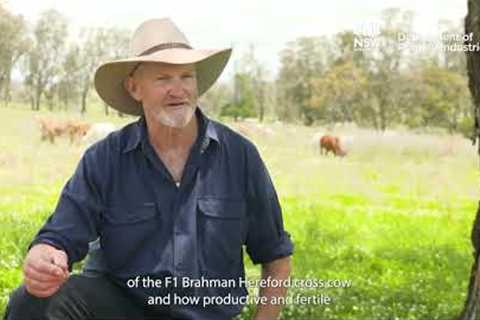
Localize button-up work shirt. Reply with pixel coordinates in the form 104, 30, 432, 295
32, 108, 294, 319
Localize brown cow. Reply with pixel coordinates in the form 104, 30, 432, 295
65, 120, 91, 144
319, 134, 347, 157
38, 118, 69, 144
37, 118, 91, 144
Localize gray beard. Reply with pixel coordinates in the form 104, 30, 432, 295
152, 105, 196, 129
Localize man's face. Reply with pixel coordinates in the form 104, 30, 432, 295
127, 62, 198, 128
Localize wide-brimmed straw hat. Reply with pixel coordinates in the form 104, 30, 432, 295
94, 18, 232, 116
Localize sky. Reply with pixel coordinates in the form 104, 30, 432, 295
4, 0, 468, 81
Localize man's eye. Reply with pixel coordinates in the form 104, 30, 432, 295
156, 77, 167, 81
182, 75, 194, 79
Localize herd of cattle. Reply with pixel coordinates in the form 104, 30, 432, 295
37, 117, 116, 146
37, 117, 350, 157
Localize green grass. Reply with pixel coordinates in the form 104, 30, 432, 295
0, 106, 478, 319
235, 195, 474, 319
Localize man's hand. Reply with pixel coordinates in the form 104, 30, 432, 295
23, 244, 70, 298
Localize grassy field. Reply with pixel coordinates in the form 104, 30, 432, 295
0, 106, 478, 319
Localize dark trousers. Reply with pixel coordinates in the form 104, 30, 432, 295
3, 274, 176, 320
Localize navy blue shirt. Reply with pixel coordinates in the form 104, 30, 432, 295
32, 108, 293, 319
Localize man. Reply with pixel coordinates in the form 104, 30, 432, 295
4, 18, 293, 320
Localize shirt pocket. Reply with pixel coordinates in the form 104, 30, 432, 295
100, 203, 160, 274
197, 198, 246, 278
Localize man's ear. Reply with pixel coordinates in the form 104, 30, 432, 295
124, 77, 142, 101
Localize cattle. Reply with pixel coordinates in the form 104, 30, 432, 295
82, 122, 116, 146
319, 134, 347, 157
37, 117, 69, 144
338, 135, 354, 153
66, 120, 91, 144
37, 118, 91, 144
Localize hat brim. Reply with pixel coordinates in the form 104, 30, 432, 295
94, 48, 232, 116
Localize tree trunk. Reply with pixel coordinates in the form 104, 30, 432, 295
459, 1, 480, 319
4, 75, 11, 107
0, 75, 4, 107
30, 94, 35, 110
63, 93, 69, 111
0, 67, 12, 107
459, 203, 480, 320
81, 91, 88, 114
35, 91, 41, 111
34, 80, 43, 111
81, 81, 89, 114
258, 100, 264, 123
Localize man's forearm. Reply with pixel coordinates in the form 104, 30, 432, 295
253, 256, 291, 320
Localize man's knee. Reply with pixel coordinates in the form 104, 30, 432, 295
4, 276, 90, 320
42, 276, 94, 320
4, 284, 49, 320
4, 275, 140, 320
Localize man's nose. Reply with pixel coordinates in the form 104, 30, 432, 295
167, 78, 186, 97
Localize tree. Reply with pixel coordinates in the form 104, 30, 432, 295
311, 60, 368, 124
78, 28, 109, 115
71, 27, 130, 115
24, 9, 68, 111
221, 72, 256, 121
276, 45, 301, 122
459, 1, 480, 319
416, 64, 471, 133
276, 36, 332, 124
309, 31, 370, 125
57, 44, 82, 111
334, 31, 368, 69
439, 19, 467, 75
0, 4, 28, 106
366, 8, 414, 131
199, 82, 231, 117
236, 45, 269, 122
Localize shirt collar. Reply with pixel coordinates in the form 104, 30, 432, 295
122, 107, 219, 154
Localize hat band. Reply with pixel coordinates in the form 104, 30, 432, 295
138, 42, 192, 56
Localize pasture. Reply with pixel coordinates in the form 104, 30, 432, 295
0, 106, 478, 319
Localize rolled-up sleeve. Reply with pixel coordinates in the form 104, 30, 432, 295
245, 145, 293, 264
30, 147, 106, 267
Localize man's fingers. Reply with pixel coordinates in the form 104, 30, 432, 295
22, 244, 69, 298
25, 283, 61, 298
51, 251, 69, 274
27, 258, 65, 278
24, 264, 64, 283
24, 276, 60, 292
